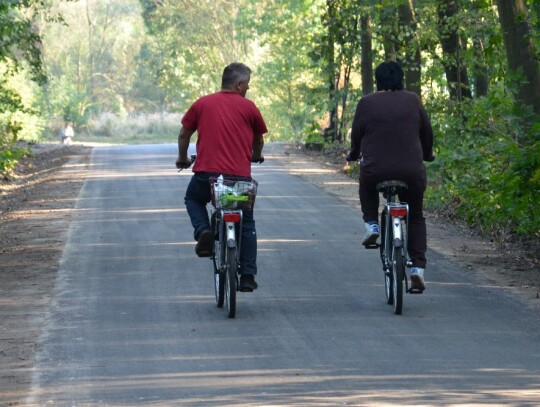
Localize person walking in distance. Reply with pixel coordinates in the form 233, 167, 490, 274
62, 122, 74, 145
176, 62, 267, 292
347, 61, 435, 291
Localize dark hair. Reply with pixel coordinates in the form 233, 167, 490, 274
221, 62, 251, 89
375, 61, 404, 91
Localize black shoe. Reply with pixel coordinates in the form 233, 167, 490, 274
195, 229, 213, 257
239, 274, 258, 292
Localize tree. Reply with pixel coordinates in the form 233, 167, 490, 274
38, 0, 147, 123
397, 0, 421, 96
360, 12, 374, 95
497, 0, 540, 115
239, 0, 326, 141
370, 0, 422, 96
437, 0, 472, 100
138, 0, 252, 111
0, 0, 46, 151
318, 0, 362, 142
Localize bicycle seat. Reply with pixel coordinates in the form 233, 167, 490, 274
376, 180, 408, 194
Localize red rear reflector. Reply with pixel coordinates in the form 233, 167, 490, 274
389, 207, 408, 217
223, 213, 241, 222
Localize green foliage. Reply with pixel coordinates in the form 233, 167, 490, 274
304, 121, 324, 143
0, 144, 29, 176
0, 0, 46, 84
0, 0, 47, 171
426, 85, 540, 239
37, 0, 147, 123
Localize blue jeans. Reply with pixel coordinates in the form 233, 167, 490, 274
184, 172, 258, 275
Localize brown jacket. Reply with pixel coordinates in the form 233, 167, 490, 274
349, 90, 434, 179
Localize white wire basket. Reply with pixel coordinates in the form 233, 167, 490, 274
209, 177, 258, 210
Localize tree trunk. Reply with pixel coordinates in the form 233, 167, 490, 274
472, 37, 488, 97
360, 13, 373, 95
379, 6, 397, 61
86, 0, 95, 107
437, 0, 472, 100
397, 0, 422, 97
497, 0, 540, 115
324, 0, 338, 142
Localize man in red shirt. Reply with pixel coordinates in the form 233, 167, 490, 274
176, 62, 267, 292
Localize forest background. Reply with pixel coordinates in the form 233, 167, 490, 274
0, 0, 539, 247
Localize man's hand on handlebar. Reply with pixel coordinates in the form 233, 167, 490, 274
251, 156, 264, 164
176, 156, 194, 171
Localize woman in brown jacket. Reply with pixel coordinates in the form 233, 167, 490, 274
347, 61, 435, 291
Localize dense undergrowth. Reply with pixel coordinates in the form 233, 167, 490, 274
426, 93, 539, 243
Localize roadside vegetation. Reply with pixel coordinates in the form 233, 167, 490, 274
1, 0, 538, 246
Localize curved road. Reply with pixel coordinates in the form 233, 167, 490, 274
27, 144, 540, 406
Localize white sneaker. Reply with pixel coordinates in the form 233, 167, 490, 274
410, 267, 426, 291
362, 222, 380, 246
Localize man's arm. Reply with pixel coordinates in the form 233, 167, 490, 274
176, 126, 195, 167
251, 133, 264, 161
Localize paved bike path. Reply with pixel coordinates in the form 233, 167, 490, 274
27, 144, 540, 405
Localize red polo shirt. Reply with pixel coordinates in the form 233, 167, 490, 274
182, 91, 268, 177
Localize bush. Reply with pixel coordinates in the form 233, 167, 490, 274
425, 88, 540, 240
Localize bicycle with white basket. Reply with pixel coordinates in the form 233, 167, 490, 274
209, 175, 259, 318
177, 154, 262, 318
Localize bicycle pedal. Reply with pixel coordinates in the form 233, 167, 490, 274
363, 243, 380, 249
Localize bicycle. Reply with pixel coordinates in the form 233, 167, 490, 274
364, 180, 423, 315
209, 175, 259, 318
178, 155, 263, 318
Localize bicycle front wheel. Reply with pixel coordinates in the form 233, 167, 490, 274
225, 247, 237, 318
392, 245, 405, 315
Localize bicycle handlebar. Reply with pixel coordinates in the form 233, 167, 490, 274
177, 154, 264, 171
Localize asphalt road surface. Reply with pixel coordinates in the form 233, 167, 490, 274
27, 144, 540, 406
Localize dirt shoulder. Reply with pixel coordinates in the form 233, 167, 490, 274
0, 142, 538, 405
0, 143, 91, 405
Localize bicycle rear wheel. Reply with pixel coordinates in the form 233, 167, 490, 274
380, 209, 393, 305
225, 247, 237, 318
392, 245, 405, 315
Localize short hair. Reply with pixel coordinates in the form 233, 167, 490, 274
375, 61, 404, 91
221, 63, 252, 89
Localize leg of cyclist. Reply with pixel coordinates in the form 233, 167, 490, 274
184, 173, 213, 257
239, 209, 258, 291
359, 172, 381, 245
399, 173, 427, 290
